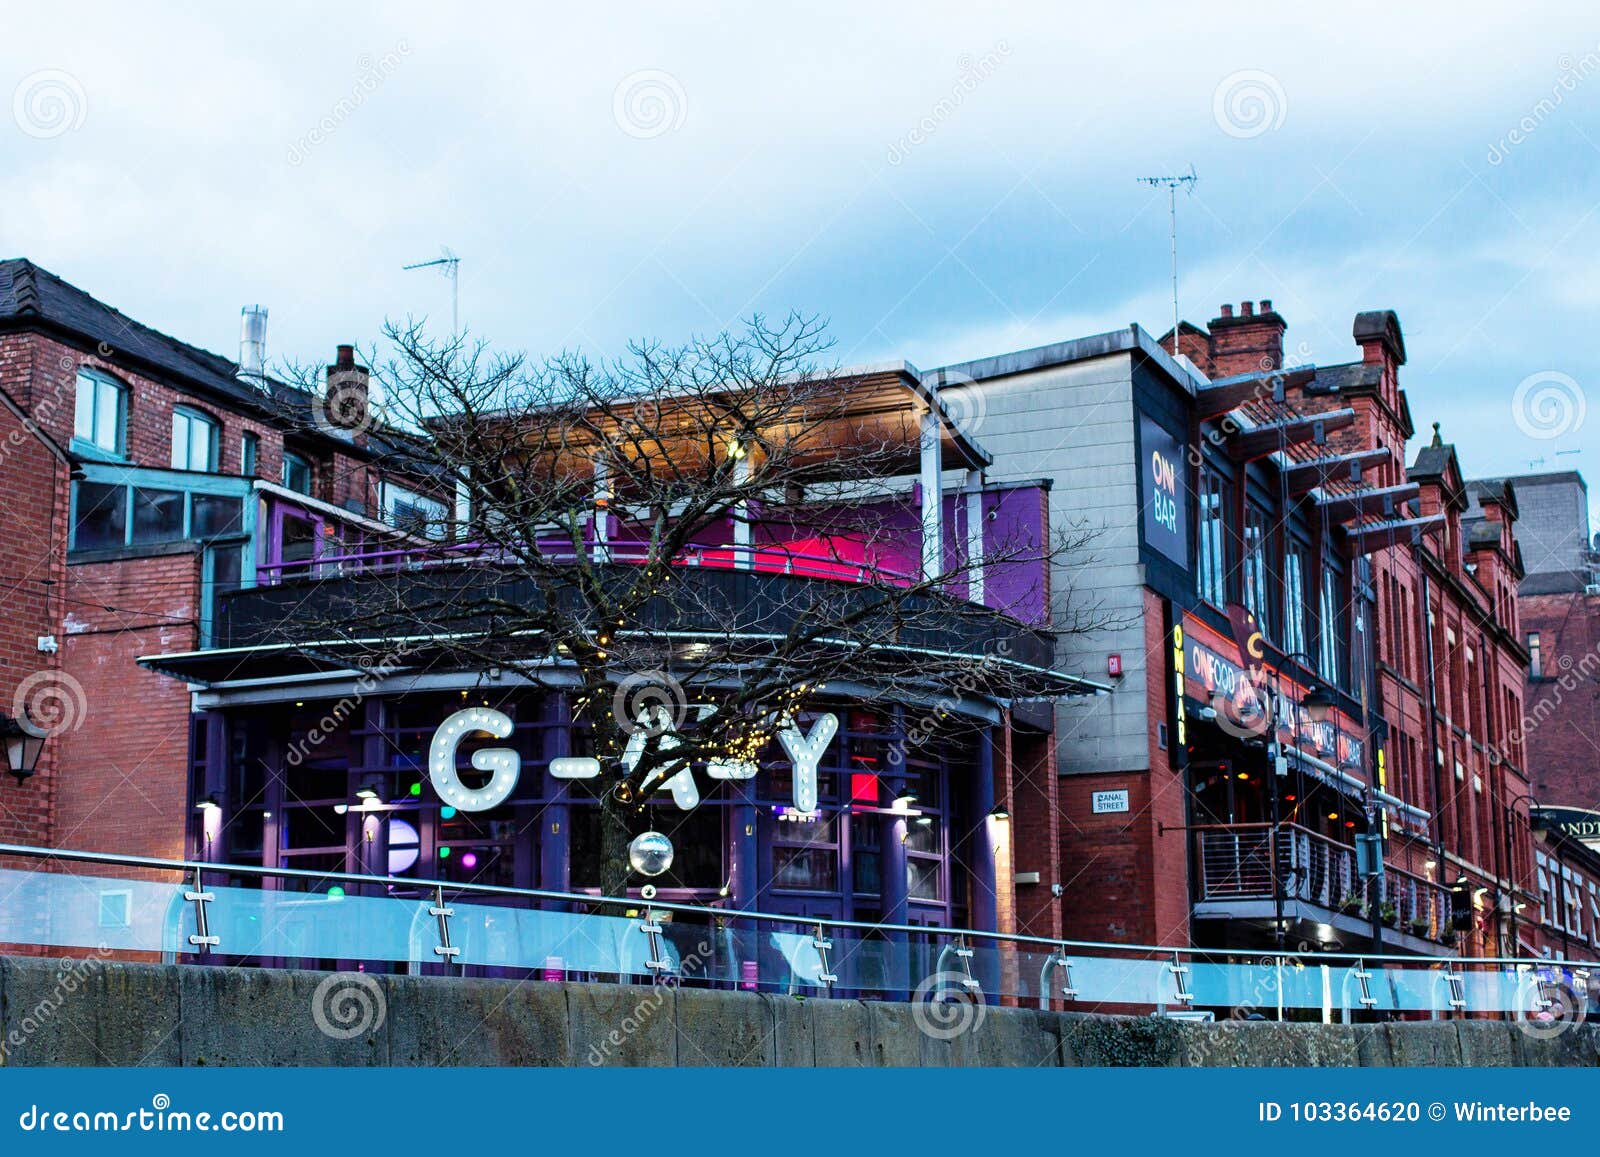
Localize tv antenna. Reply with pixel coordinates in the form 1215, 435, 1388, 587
1136, 166, 1198, 360
403, 246, 460, 339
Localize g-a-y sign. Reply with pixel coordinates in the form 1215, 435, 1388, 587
428, 705, 837, 813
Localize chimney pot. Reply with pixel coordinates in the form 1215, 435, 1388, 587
1240, 301, 1254, 317
336, 344, 355, 370
1259, 299, 1272, 313
1220, 304, 1234, 318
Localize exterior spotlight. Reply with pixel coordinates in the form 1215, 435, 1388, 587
1300, 684, 1335, 724
895, 790, 918, 808
989, 805, 1010, 820
1, 714, 46, 785
195, 793, 221, 812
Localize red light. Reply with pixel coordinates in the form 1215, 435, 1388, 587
1284, 794, 1296, 802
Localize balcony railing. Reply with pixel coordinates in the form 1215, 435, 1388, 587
1195, 822, 1453, 942
0, 841, 1590, 1024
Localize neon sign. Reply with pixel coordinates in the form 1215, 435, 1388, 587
429, 706, 839, 813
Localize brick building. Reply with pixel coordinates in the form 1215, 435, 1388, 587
0, 259, 431, 862
935, 299, 1533, 957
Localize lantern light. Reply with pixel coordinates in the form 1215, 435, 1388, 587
1, 714, 46, 785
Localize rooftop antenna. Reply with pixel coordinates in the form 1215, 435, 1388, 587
403, 246, 460, 339
1136, 166, 1198, 360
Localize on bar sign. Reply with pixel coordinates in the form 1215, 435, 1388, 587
1139, 415, 1188, 568
1092, 789, 1130, 814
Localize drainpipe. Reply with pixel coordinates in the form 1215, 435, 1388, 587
1417, 560, 1447, 870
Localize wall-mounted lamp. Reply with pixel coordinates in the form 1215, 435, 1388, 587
0, 713, 46, 785
1300, 684, 1335, 724
989, 805, 1010, 820
195, 793, 221, 813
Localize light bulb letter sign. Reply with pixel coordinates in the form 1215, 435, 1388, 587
777, 713, 836, 814
430, 707, 520, 812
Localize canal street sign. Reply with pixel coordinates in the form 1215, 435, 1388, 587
429, 705, 838, 814
1092, 789, 1130, 814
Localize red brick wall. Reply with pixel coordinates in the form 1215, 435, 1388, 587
1520, 590, 1600, 810
0, 380, 71, 849
1057, 589, 1190, 947
53, 552, 202, 860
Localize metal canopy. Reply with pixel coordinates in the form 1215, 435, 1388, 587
1194, 366, 1318, 419
1316, 483, 1421, 524
1283, 447, 1393, 495
1222, 408, 1356, 462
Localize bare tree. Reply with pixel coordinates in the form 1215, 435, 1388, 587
270, 315, 1116, 895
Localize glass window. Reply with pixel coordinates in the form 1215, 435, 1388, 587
73, 370, 126, 456
241, 432, 259, 477
72, 481, 127, 550
1283, 543, 1307, 657
1196, 466, 1229, 606
192, 494, 243, 538
131, 487, 185, 544
1528, 632, 1541, 679
1318, 559, 1347, 686
282, 451, 313, 495
1242, 504, 1272, 639
171, 407, 218, 471
382, 481, 450, 540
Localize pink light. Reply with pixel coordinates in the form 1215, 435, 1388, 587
460, 852, 479, 870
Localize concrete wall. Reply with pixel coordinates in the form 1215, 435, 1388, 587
3, 957, 1596, 1067
943, 352, 1150, 777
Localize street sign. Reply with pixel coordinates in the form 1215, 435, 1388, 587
1355, 833, 1384, 879
1091, 789, 1130, 814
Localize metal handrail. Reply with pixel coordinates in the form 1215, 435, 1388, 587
0, 841, 1590, 971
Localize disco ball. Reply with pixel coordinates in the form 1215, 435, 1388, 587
628, 830, 674, 877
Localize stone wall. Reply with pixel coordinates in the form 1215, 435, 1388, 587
2, 957, 1597, 1067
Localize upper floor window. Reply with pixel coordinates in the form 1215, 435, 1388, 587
282, 450, 313, 495
73, 369, 126, 457
1528, 631, 1542, 679
1282, 541, 1308, 657
1318, 557, 1347, 687
171, 407, 219, 471
241, 432, 260, 477
382, 481, 451, 540
1241, 503, 1273, 640
1196, 466, 1229, 606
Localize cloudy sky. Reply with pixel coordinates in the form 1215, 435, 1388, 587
1, 3, 1596, 508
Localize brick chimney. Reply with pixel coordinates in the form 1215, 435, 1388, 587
324, 344, 370, 432
1208, 300, 1286, 377
1352, 309, 1406, 407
